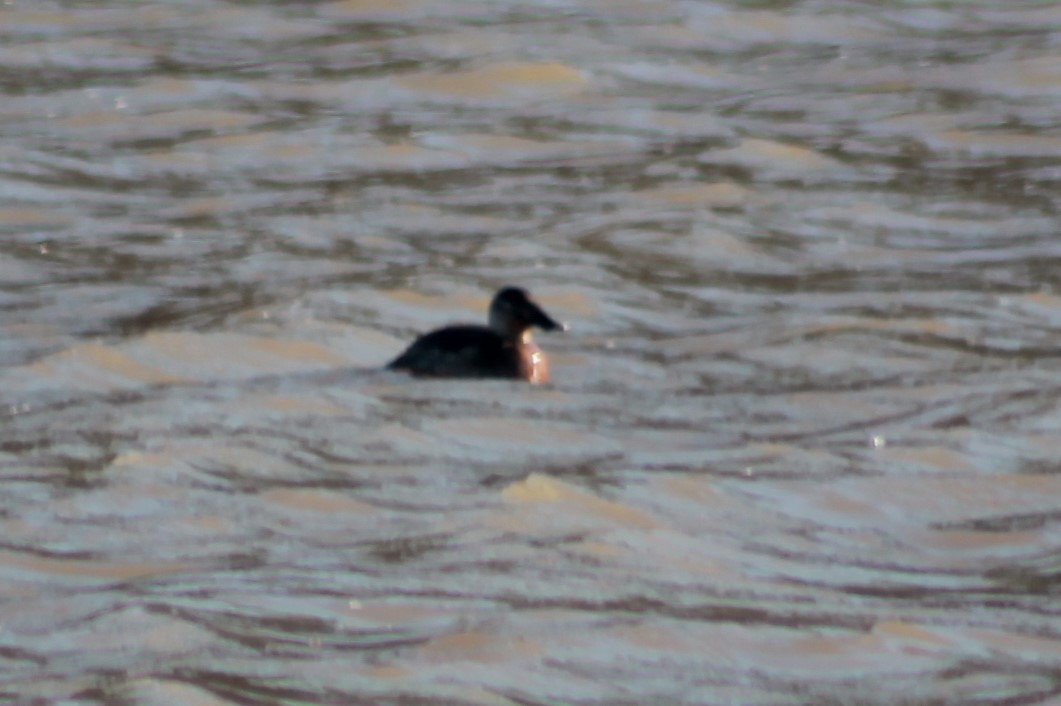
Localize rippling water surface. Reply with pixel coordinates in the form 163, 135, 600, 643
2, 1, 1060, 704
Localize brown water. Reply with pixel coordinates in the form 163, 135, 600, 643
2, 1, 1060, 704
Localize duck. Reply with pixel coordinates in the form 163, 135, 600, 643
386, 287, 566, 383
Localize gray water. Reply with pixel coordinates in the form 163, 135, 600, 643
2, 1, 1060, 704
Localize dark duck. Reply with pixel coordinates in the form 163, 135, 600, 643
387, 287, 566, 384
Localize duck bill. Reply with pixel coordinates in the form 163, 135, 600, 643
525, 300, 567, 332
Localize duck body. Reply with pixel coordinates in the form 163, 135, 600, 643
387, 325, 543, 381
386, 287, 564, 384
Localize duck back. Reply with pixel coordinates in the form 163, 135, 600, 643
387, 325, 523, 379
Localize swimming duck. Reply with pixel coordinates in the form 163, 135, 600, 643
386, 287, 566, 383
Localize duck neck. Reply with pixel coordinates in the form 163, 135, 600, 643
490, 310, 530, 342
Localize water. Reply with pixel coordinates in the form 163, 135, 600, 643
2, 1, 1060, 704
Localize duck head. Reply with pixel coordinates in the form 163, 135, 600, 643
488, 287, 567, 341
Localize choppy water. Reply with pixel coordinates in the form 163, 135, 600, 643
2, 1, 1061, 704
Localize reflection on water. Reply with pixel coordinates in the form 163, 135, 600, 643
2, 1, 1060, 704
